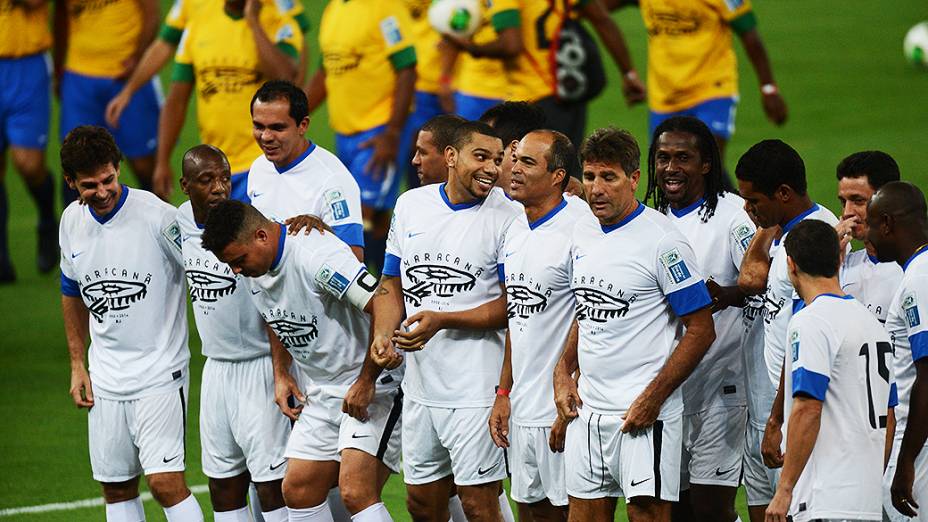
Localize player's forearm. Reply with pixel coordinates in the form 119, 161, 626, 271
356, 342, 385, 385
386, 66, 416, 135
133, 0, 160, 60
583, 1, 635, 74
249, 20, 298, 81
776, 397, 822, 494
768, 362, 786, 428
739, 226, 777, 294
642, 307, 715, 404
555, 320, 580, 378
122, 39, 175, 95
438, 294, 508, 331
886, 407, 896, 469
155, 82, 191, 165
898, 361, 928, 466
306, 69, 327, 114
62, 296, 90, 369
266, 326, 292, 378
465, 28, 523, 59
739, 29, 777, 87
371, 276, 406, 339
438, 38, 459, 86
51, 1, 69, 78
499, 332, 514, 390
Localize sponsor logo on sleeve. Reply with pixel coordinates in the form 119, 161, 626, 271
163, 221, 183, 252
903, 294, 921, 328
380, 16, 403, 46
326, 189, 350, 221
734, 223, 755, 252
659, 248, 692, 284
790, 329, 800, 362
315, 263, 351, 297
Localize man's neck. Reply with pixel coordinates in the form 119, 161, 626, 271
796, 276, 844, 305
192, 204, 209, 227
600, 198, 638, 227
669, 190, 704, 210
896, 231, 928, 267
779, 195, 815, 228
445, 176, 480, 205
524, 192, 563, 224
274, 140, 310, 170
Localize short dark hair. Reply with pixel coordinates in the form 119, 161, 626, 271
182, 144, 230, 179
421, 114, 466, 152
835, 150, 900, 190
579, 127, 640, 177
60, 126, 122, 180
251, 80, 309, 124
479, 101, 546, 146
201, 200, 268, 255
449, 120, 502, 150
538, 130, 578, 191
783, 220, 840, 278
735, 139, 807, 197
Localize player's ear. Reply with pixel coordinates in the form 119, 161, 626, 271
553, 168, 566, 190
445, 145, 457, 168
629, 169, 641, 191
298, 116, 310, 135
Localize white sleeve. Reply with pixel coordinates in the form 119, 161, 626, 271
306, 231, 376, 311
904, 274, 928, 362
789, 313, 837, 401
157, 206, 184, 268
655, 231, 712, 317
729, 215, 757, 269
383, 198, 405, 277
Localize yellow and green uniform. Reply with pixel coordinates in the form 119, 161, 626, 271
173, 5, 302, 173
641, 0, 756, 112
454, 0, 521, 100
318, 0, 416, 135
0, 0, 50, 58
63, 0, 142, 77
160, 0, 309, 45
405, 0, 442, 95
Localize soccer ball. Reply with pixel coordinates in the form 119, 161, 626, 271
428, 0, 481, 39
903, 21, 928, 68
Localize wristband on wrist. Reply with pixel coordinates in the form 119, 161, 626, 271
439, 74, 452, 86
495, 385, 510, 397
624, 70, 639, 81
761, 83, 779, 96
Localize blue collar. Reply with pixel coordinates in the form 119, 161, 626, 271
774, 203, 820, 246
903, 244, 928, 272
529, 197, 567, 230
275, 141, 316, 174
270, 223, 286, 271
670, 197, 705, 218
867, 254, 880, 265
90, 184, 129, 225
439, 183, 481, 211
601, 201, 644, 234
813, 292, 854, 303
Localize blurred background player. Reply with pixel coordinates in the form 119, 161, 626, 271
508, 0, 645, 149
307, 0, 416, 276
412, 114, 466, 186
53, 0, 161, 200
153, 0, 302, 200
645, 116, 753, 522
479, 101, 546, 195
0, 0, 57, 282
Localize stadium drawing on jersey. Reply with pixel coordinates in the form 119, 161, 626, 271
78, 269, 153, 323
506, 284, 549, 319
763, 291, 786, 324
401, 258, 482, 306
262, 308, 319, 353
572, 275, 635, 324
184, 256, 238, 303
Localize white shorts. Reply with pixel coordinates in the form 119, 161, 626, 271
681, 405, 746, 489
510, 422, 567, 506
742, 424, 780, 506
883, 441, 928, 521
565, 408, 682, 502
401, 397, 507, 486
88, 379, 189, 483
285, 384, 403, 473
200, 356, 291, 482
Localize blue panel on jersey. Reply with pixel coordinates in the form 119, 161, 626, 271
792, 367, 830, 401
270, 224, 287, 271
667, 281, 712, 317
792, 298, 806, 314
61, 274, 80, 297
383, 253, 401, 277
230, 171, 250, 203
910, 331, 928, 362
889, 382, 899, 408
497, 263, 505, 283
89, 185, 129, 225
332, 223, 364, 248
774, 204, 821, 246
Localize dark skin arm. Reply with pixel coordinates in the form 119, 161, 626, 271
580, 0, 646, 105
269, 324, 305, 421
739, 226, 779, 295
762, 362, 786, 468
738, 28, 787, 125
306, 68, 327, 114
153, 80, 194, 200
707, 279, 747, 312
553, 319, 581, 420
124, 0, 160, 79
444, 27, 523, 59
393, 286, 508, 351
765, 397, 823, 522
489, 331, 514, 448
360, 66, 416, 179
51, 0, 68, 95
892, 359, 928, 516
369, 276, 406, 369
436, 38, 459, 113
106, 38, 176, 127
62, 296, 93, 408
245, 0, 298, 81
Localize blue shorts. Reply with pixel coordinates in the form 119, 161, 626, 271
454, 92, 501, 121
60, 71, 163, 159
336, 125, 403, 210
649, 97, 738, 140
0, 52, 51, 150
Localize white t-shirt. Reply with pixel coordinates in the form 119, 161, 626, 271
59, 187, 189, 400
504, 196, 595, 425
764, 204, 840, 387
840, 249, 903, 324
570, 202, 712, 417
384, 183, 521, 407
247, 142, 365, 247
783, 294, 896, 522
885, 246, 928, 444
665, 194, 753, 414
176, 201, 269, 361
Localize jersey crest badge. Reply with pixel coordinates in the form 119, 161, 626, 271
315, 263, 351, 297
163, 221, 183, 252
903, 293, 921, 328
380, 16, 403, 46
326, 189, 350, 221
734, 224, 754, 252
790, 329, 800, 362
659, 248, 692, 284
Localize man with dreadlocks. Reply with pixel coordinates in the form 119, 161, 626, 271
646, 116, 755, 522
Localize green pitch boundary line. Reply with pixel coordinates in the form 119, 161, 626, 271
0, 485, 211, 517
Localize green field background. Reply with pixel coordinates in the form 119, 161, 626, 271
1, 1, 927, 519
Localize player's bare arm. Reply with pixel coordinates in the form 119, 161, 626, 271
153, 80, 194, 200
50, 0, 68, 95
360, 65, 416, 178
246, 0, 298, 81
342, 347, 383, 422
892, 358, 928, 516
268, 324, 305, 421
124, 0, 160, 80
553, 319, 581, 420
706, 278, 747, 312
106, 39, 175, 127
765, 396, 823, 522
284, 214, 332, 235
62, 296, 93, 408
369, 275, 405, 369
886, 407, 896, 470
445, 27, 523, 59
305, 68, 326, 113
436, 38, 459, 113
621, 305, 715, 433
738, 29, 788, 126
762, 363, 786, 468
489, 331, 514, 448
581, 0, 645, 105
739, 225, 779, 295
393, 286, 507, 351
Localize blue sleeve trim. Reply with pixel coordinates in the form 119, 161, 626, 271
230, 172, 250, 203
497, 263, 505, 283
792, 367, 830, 401
792, 298, 806, 314
889, 382, 899, 408
911, 331, 928, 362
667, 281, 712, 317
61, 274, 80, 297
383, 254, 401, 277
332, 223, 364, 248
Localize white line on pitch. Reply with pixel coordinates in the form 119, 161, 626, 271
0, 484, 210, 517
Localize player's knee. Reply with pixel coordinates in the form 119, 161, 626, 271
147, 472, 191, 507
207, 476, 248, 512
281, 474, 325, 508
691, 499, 735, 522
9, 148, 46, 182
405, 490, 438, 521
254, 480, 286, 511
339, 480, 378, 514
459, 488, 499, 521
100, 478, 141, 504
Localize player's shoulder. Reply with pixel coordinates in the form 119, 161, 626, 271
174, 200, 197, 231
638, 203, 680, 237
807, 203, 840, 226
303, 144, 357, 185
128, 188, 175, 215
485, 187, 524, 216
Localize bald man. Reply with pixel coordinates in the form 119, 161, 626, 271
866, 181, 928, 521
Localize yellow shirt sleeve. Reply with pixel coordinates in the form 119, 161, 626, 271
378, 4, 417, 70
171, 28, 194, 82
160, 0, 187, 44
708, 0, 756, 34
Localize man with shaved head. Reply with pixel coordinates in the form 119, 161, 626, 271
866, 181, 928, 521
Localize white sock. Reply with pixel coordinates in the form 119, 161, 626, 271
163, 494, 204, 522
734, 517, 743, 522
213, 506, 250, 522
263, 506, 290, 522
350, 502, 392, 522
289, 501, 335, 522
448, 495, 467, 522
498, 491, 515, 522
250, 483, 266, 522
327, 488, 352, 522
105, 496, 145, 522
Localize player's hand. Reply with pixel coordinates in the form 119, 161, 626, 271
621, 390, 661, 434
762, 91, 788, 126
393, 311, 444, 351
835, 216, 858, 264
152, 163, 174, 201
243, 0, 261, 22
488, 394, 511, 448
274, 371, 305, 421
359, 128, 399, 181
370, 334, 403, 369
343, 378, 375, 422
553, 367, 582, 420
706, 279, 743, 312
564, 177, 586, 201
285, 214, 330, 236
620, 72, 646, 106
69, 365, 94, 409
105, 90, 133, 128
764, 488, 792, 522
761, 420, 784, 468
549, 416, 568, 453
891, 459, 920, 516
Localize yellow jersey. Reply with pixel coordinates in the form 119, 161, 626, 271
404, 0, 442, 94
0, 1, 51, 58
173, 5, 302, 173
63, 0, 142, 77
160, 0, 309, 45
455, 0, 520, 100
641, 0, 756, 112
319, 0, 417, 135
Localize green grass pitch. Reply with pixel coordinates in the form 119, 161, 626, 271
1, 1, 927, 519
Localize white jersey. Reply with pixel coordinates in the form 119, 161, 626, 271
763, 204, 840, 386
384, 183, 521, 407
247, 226, 392, 389
504, 196, 595, 425
59, 187, 189, 400
665, 194, 753, 414
743, 293, 775, 429
886, 246, 928, 443
840, 249, 903, 323
783, 294, 895, 522
247, 142, 365, 247
570, 203, 712, 417
176, 201, 269, 361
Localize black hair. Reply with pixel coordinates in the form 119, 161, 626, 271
251, 80, 309, 125
735, 139, 807, 197
835, 150, 901, 191
60, 126, 122, 180
449, 120, 502, 150
201, 200, 267, 254
645, 116, 723, 222
421, 114, 467, 152
783, 220, 840, 278
541, 130, 578, 191
479, 101, 546, 146
579, 127, 639, 177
